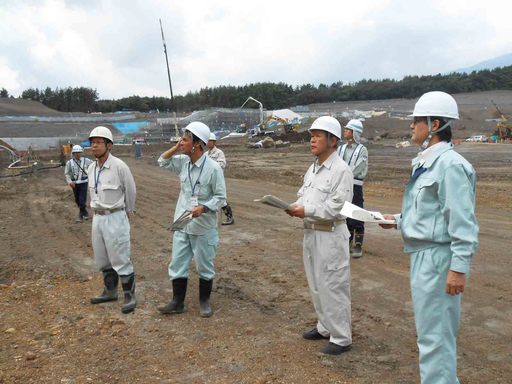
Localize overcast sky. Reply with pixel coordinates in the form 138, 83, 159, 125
1, 0, 511, 99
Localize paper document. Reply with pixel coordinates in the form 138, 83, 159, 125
171, 210, 193, 231
254, 195, 292, 210
340, 201, 395, 224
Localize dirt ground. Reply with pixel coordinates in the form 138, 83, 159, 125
0, 141, 511, 383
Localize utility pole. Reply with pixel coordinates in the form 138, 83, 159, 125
159, 18, 179, 140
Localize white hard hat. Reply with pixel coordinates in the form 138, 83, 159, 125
209, 132, 217, 141
309, 116, 342, 139
185, 122, 211, 145
409, 91, 459, 120
71, 145, 83, 153
344, 119, 363, 134
89, 126, 114, 142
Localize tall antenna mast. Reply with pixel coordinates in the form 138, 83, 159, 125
159, 18, 174, 111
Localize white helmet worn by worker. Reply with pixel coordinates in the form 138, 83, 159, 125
89, 126, 113, 143
345, 119, 363, 143
409, 91, 459, 120
72, 145, 83, 153
409, 91, 459, 147
185, 122, 211, 145
309, 116, 342, 139
209, 132, 217, 141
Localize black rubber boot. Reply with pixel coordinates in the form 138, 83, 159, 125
81, 208, 89, 220
158, 278, 188, 315
90, 268, 118, 304
199, 278, 213, 318
221, 205, 234, 225
120, 273, 136, 314
351, 233, 364, 259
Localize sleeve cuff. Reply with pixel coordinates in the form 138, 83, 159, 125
158, 155, 171, 166
304, 204, 314, 218
393, 213, 402, 230
450, 258, 470, 274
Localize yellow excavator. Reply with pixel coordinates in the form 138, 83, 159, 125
260, 115, 300, 134
491, 100, 511, 143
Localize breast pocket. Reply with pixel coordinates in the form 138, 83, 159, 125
180, 174, 191, 195
101, 184, 121, 205
413, 178, 440, 237
414, 178, 439, 212
312, 183, 332, 203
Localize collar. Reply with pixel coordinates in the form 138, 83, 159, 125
96, 153, 112, 169
190, 153, 207, 168
411, 141, 452, 169
315, 151, 338, 172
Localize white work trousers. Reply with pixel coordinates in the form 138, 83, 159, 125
303, 224, 352, 347
91, 211, 134, 276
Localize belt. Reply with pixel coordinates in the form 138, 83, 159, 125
94, 207, 124, 216
353, 179, 364, 186
303, 220, 345, 232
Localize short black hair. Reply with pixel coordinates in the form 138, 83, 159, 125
432, 117, 452, 143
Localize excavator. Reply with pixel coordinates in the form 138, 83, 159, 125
491, 100, 512, 142
259, 115, 301, 135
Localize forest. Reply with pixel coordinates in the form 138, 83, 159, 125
2, 65, 511, 113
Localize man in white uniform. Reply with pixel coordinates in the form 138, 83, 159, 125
286, 116, 354, 355
87, 126, 137, 314
206, 132, 234, 225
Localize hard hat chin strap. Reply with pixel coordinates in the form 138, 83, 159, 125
422, 117, 452, 149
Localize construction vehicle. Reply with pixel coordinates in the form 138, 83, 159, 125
259, 115, 300, 135
491, 100, 512, 142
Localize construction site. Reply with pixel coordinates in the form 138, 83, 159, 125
1, 91, 511, 383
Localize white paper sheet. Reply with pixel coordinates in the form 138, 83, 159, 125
340, 201, 395, 224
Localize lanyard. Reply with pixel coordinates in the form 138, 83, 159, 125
94, 162, 104, 194
188, 157, 206, 196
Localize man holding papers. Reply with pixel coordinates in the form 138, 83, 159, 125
381, 91, 479, 384
157, 122, 226, 318
286, 116, 354, 355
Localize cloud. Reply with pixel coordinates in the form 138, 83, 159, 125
1, 0, 511, 99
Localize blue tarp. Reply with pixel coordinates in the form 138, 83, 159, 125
112, 121, 150, 134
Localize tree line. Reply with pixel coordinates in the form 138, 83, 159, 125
4, 65, 512, 113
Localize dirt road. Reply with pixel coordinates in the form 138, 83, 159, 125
1, 142, 511, 383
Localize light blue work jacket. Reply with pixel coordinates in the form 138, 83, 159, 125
158, 153, 226, 235
396, 142, 479, 274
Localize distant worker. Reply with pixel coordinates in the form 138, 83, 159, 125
337, 119, 368, 258
64, 145, 93, 222
380, 91, 479, 383
158, 122, 226, 318
87, 126, 137, 314
286, 116, 354, 355
206, 132, 235, 225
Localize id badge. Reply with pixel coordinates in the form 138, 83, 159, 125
190, 195, 199, 208
92, 194, 100, 203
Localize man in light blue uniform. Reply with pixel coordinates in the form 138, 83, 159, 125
157, 122, 226, 318
381, 91, 479, 383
